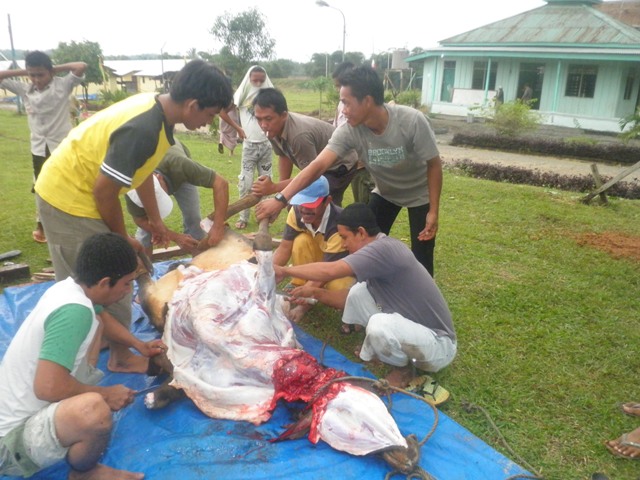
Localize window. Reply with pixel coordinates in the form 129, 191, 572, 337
624, 74, 634, 100
565, 65, 597, 98
472, 61, 498, 90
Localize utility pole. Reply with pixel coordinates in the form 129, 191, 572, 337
7, 14, 24, 114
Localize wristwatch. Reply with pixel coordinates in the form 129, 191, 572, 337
274, 192, 288, 206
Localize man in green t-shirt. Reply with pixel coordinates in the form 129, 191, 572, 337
0, 232, 165, 479
125, 138, 229, 256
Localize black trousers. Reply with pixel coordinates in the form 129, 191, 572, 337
31, 145, 51, 193
368, 193, 435, 276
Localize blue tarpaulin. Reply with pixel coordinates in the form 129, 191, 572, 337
0, 264, 531, 480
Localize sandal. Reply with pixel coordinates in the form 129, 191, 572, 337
407, 375, 450, 406
234, 220, 247, 230
218, 143, 224, 154
605, 432, 640, 459
620, 402, 640, 418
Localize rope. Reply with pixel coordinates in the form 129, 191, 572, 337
461, 400, 544, 480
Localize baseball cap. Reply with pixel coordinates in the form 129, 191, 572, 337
289, 176, 329, 209
126, 175, 173, 219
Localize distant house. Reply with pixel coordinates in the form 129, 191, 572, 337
406, 0, 640, 132
102, 59, 188, 94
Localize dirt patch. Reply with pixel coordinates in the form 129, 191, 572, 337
575, 231, 640, 262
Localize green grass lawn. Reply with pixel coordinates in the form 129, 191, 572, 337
1, 98, 640, 479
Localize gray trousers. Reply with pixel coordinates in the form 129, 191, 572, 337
238, 141, 272, 223
36, 195, 132, 327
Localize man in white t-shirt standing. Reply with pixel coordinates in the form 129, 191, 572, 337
219, 66, 274, 230
0, 51, 86, 244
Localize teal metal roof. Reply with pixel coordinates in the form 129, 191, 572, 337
440, 3, 640, 47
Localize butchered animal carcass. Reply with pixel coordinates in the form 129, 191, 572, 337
138, 220, 424, 474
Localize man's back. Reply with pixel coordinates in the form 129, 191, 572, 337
343, 234, 455, 340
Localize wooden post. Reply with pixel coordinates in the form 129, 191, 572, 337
582, 159, 640, 204
589, 164, 608, 205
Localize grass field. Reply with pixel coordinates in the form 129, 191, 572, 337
1, 92, 640, 479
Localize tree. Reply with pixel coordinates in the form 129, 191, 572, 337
52, 40, 103, 100
210, 8, 275, 79
304, 76, 334, 116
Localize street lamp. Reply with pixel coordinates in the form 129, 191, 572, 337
160, 42, 167, 93
316, 0, 346, 62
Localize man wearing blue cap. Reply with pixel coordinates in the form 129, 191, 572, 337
274, 176, 354, 324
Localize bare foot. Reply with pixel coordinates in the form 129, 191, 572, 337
285, 304, 312, 323
385, 365, 415, 389
69, 463, 144, 479
107, 352, 149, 373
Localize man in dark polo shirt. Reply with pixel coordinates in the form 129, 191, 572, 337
249, 88, 357, 206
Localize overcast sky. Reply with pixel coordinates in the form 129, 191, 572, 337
3, 1, 549, 62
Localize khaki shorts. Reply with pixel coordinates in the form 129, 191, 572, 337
0, 403, 67, 477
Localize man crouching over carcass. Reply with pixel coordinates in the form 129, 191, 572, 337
274, 175, 355, 324
274, 203, 456, 388
0, 233, 165, 479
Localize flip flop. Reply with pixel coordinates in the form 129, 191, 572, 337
605, 433, 640, 459
620, 402, 640, 418
32, 231, 47, 243
407, 375, 450, 406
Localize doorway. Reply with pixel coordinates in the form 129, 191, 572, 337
517, 63, 545, 110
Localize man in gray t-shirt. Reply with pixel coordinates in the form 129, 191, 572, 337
256, 66, 443, 276
274, 203, 456, 389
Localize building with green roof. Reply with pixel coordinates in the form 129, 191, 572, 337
406, 0, 640, 132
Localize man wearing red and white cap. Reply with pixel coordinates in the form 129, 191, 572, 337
274, 175, 354, 324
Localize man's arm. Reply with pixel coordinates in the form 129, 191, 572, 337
33, 359, 135, 411
255, 148, 339, 221
207, 174, 229, 247
288, 285, 349, 310
131, 175, 170, 248
131, 214, 199, 253
93, 173, 131, 238
0, 68, 27, 81
252, 155, 293, 196
99, 310, 165, 357
273, 239, 294, 267
53, 62, 87, 77
418, 156, 443, 241
275, 258, 353, 284
219, 108, 246, 140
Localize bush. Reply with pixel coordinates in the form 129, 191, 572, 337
99, 89, 131, 108
619, 106, 640, 142
451, 132, 640, 165
395, 90, 422, 108
487, 101, 541, 136
446, 159, 640, 199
